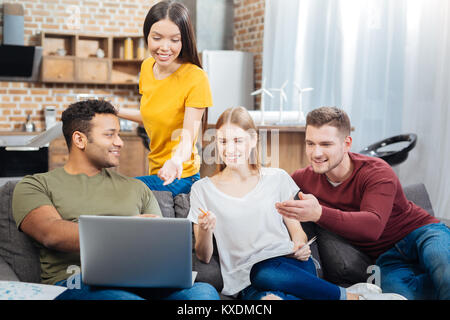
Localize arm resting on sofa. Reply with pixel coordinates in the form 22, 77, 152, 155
0, 256, 20, 281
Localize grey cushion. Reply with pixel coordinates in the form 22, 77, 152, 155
403, 183, 435, 217
0, 180, 41, 283
151, 190, 175, 218
0, 255, 19, 281
174, 193, 190, 219
193, 253, 223, 292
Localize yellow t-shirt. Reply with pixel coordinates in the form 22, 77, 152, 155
139, 57, 213, 177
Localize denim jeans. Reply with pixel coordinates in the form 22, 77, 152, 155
54, 276, 220, 300
241, 256, 345, 300
376, 222, 450, 300
136, 173, 200, 196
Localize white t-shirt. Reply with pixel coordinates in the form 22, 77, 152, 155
187, 167, 300, 296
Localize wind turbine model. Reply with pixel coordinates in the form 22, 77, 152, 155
270, 80, 288, 123
294, 83, 314, 124
251, 78, 273, 125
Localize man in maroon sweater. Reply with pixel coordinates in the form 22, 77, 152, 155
276, 107, 449, 300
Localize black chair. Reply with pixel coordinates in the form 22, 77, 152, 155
359, 133, 417, 166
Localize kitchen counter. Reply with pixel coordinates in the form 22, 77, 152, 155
205, 124, 306, 132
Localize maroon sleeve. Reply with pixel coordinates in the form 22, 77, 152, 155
317, 169, 397, 242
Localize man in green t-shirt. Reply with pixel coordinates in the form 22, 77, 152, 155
12, 100, 219, 300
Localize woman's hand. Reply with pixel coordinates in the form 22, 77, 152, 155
197, 210, 216, 233
158, 157, 183, 185
291, 242, 311, 261
193, 210, 216, 263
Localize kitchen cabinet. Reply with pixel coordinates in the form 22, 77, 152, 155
40, 32, 146, 85
41, 56, 76, 82
76, 58, 110, 83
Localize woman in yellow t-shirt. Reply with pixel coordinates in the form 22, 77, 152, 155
117, 1, 213, 195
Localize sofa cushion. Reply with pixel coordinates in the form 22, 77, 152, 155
315, 225, 373, 287
403, 183, 435, 216
173, 193, 190, 219
0, 255, 19, 281
0, 180, 41, 283
193, 253, 223, 292
151, 190, 175, 218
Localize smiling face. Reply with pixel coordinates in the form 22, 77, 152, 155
83, 114, 123, 169
216, 123, 257, 169
147, 18, 182, 70
305, 125, 352, 176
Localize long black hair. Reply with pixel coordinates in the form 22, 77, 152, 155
143, 0, 202, 69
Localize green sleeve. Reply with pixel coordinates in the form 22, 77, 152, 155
141, 188, 162, 217
12, 175, 54, 229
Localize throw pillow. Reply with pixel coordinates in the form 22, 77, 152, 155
151, 190, 175, 218
0, 181, 41, 283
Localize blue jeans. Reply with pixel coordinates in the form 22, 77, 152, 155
54, 276, 219, 300
241, 256, 345, 300
136, 173, 200, 196
376, 222, 450, 300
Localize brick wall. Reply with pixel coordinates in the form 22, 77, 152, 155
233, 0, 265, 109
0, 0, 158, 131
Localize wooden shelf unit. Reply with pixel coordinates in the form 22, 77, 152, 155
40, 32, 147, 85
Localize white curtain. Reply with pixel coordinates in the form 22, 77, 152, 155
398, 0, 450, 220
263, 0, 450, 219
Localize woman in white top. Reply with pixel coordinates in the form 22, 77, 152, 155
188, 107, 404, 300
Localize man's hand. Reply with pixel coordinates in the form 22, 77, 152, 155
139, 214, 159, 218
275, 192, 322, 222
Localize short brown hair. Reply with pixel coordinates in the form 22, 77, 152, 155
215, 107, 261, 173
306, 106, 351, 137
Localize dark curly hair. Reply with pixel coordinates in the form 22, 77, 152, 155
62, 99, 117, 149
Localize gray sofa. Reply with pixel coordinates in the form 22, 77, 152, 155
0, 179, 447, 299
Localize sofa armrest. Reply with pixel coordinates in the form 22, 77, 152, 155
403, 183, 435, 216
438, 217, 450, 227
0, 255, 20, 281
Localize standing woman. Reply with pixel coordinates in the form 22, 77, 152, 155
117, 1, 212, 195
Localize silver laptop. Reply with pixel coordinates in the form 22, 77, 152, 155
79, 215, 196, 288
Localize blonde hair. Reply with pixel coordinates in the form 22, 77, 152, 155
215, 106, 261, 173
